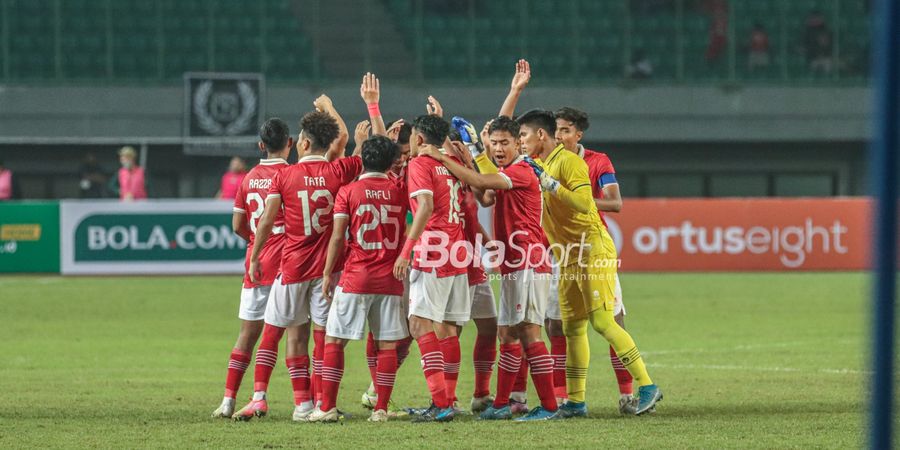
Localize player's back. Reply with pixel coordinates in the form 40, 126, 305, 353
494, 158, 548, 274
234, 158, 288, 287
270, 154, 362, 284
334, 173, 408, 295
407, 153, 467, 276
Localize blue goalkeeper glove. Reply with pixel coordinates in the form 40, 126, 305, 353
451, 116, 485, 157
522, 156, 560, 193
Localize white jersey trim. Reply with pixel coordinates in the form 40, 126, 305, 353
410, 189, 433, 198
359, 172, 389, 180
260, 158, 288, 166
333, 213, 349, 219
233, 207, 246, 213
498, 172, 513, 190
298, 155, 329, 164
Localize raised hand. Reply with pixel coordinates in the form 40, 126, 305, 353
313, 94, 334, 112
510, 59, 531, 92
426, 95, 443, 117
481, 119, 494, 153
355, 120, 371, 142
360, 72, 380, 104
386, 119, 404, 142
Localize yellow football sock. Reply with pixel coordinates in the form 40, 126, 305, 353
561, 318, 590, 403
589, 308, 653, 387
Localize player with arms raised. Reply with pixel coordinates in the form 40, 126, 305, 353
234, 109, 362, 422
393, 114, 468, 423
420, 116, 560, 421
211, 118, 292, 418
518, 109, 662, 416
310, 135, 409, 423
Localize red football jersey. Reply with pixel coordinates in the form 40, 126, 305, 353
267, 154, 363, 284
233, 158, 288, 288
494, 158, 550, 275
333, 172, 408, 296
462, 188, 487, 286
579, 145, 618, 229
407, 152, 468, 278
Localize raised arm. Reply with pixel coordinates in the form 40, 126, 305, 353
596, 183, 623, 213
361, 73, 387, 136
314, 94, 349, 160
322, 215, 349, 300
352, 120, 371, 157
499, 59, 530, 118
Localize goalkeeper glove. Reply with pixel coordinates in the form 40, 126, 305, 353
522, 156, 560, 193
451, 116, 484, 158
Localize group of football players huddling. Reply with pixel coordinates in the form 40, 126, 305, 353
211, 60, 662, 423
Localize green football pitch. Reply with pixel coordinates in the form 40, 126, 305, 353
0, 273, 871, 448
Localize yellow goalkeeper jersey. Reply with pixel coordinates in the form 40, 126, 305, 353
536, 144, 612, 264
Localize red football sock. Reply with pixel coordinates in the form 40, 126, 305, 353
439, 336, 461, 403
374, 348, 398, 411
366, 332, 378, 385
286, 355, 311, 406
610, 345, 634, 395
253, 324, 285, 392
312, 329, 326, 403
397, 335, 413, 367
320, 343, 344, 412
526, 341, 558, 411
493, 343, 522, 408
472, 334, 496, 398
224, 348, 251, 399
416, 332, 450, 408
550, 335, 568, 399
512, 345, 529, 394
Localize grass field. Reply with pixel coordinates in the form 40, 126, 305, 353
0, 273, 874, 448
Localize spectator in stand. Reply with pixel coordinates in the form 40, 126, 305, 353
627, 50, 654, 79
704, 0, 728, 64
0, 159, 22, 201
217, 156, 247, 200
803, 10, 834, 74
111, 146, 147, 202
747, 23, 771, 72
78, 152, 109, 198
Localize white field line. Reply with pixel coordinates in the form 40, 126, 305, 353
647, 363, 869, 375
643, 339, 856, 357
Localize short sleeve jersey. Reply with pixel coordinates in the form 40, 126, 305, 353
406, 152, 468, 278
333, 172, 408, 296
494, 158, 550, 274
579, 145, 618, 230
233, 158, 288, 288
267, 154, 363, 284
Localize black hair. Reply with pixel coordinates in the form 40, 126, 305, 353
299, 111, 340, 151
397, 123, 413, 145
448, 128, 462, 143
412, 114, 450, 146
361, 135, 399, 173
516, 109, 557, 135
259, 117, 291, 151
488, 115, 520, 137
554, 107, 590, 132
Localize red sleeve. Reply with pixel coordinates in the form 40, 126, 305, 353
503, 163, 536, 189
333, 185, 351, 218
336, 156, 363, 184
267, 168, 284, 198
233, 180, 246, 212
407, 159, 433, 198
596, 154, 616, 176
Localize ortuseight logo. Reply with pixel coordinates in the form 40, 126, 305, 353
74, 213, 245, 262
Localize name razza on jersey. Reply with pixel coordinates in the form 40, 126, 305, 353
248, 178, 273, 190
365, 189, 392, 200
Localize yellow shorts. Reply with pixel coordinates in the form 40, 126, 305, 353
556, 234, 618, 321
